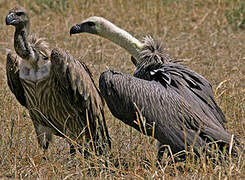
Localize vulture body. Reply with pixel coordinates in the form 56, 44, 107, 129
6, 8, 110, 156
69, 16, 238, 160
99, 70, 231, 158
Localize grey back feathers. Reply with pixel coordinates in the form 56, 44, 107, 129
99, 70, 231, 155
134, 37, 226, 127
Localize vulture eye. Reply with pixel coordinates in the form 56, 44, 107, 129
16, 12, 23, 16
87, 22, 95, 26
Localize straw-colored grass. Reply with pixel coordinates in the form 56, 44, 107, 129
0, 0, 244, 179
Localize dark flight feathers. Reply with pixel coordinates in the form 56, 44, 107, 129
100, 70, 231, 154
6, 52, 27, 107
148, 63, 227, 128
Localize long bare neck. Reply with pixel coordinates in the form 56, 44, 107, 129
98, 20, 143, 58
14, 23, 32, 59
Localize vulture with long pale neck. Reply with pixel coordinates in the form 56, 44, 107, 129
70, 16, 240, 160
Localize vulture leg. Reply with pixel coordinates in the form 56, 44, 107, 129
69, 144, 76, 156
33, 122, 53, 151
157, 141, 167, 163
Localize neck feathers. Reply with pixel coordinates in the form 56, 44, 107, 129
96, 19, 172, 67
134, 36, 173, 76
14, 22, 50, 69
98, 19, 143, 59
14, 22, 31, 59
138, 36, 172, 66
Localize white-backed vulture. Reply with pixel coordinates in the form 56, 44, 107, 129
69, 16, 240, 160
6, 8, 111, 156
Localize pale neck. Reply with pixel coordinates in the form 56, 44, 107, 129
98, 21, 143, 58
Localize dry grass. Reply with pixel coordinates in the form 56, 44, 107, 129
0, 0, 244, 179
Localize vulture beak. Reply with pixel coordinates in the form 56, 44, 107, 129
70, 21, 96, 36
69, 24, 81, 36
6, 13, 15, 25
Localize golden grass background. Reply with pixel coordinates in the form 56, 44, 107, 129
0, 0, 244, 179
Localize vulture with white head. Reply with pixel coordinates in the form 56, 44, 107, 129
70, 16, 240, 160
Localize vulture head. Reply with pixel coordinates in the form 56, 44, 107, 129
6, 6, 50, 72
6, 7, 29, 29
70, 16, 99, 35
70, 16, 143, 62
70, 17, 169, 67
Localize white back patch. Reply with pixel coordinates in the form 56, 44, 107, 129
19, 59, 51, 82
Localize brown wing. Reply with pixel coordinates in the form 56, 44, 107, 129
50, 48, 103, 113
50, 48, 111, 149
6, 52, 27, 107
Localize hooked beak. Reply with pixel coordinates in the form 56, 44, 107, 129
6, 13, 15, 25
70, 22, 96, 36
69, 24, 81, 36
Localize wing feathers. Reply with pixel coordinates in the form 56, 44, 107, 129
100, 70, 231, 154
149, 63, 226, 127
50, 48, 104, 117
6, 52, 26, 107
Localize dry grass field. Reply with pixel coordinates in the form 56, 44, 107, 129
0, 0, 244, 179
